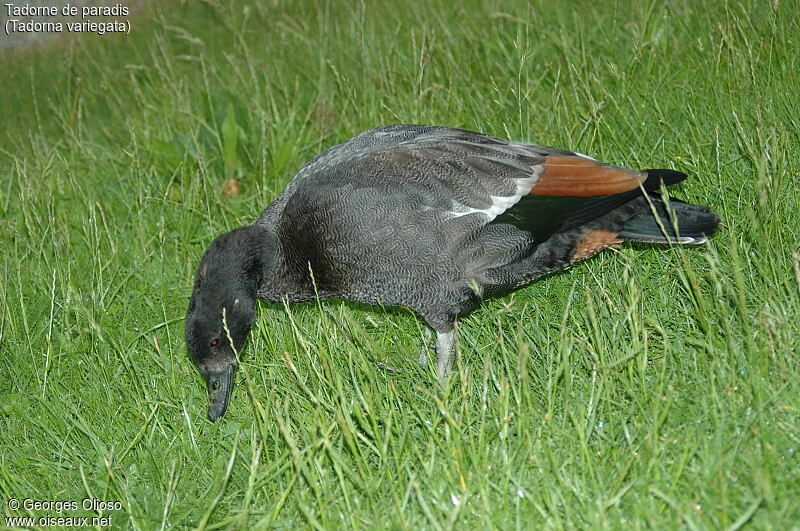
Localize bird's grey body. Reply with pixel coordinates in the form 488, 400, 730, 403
260, 126, 605, 324
186, 124, 720, 421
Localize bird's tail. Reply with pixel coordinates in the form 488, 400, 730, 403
641, 168, 687, 190
618, 192, 721, 244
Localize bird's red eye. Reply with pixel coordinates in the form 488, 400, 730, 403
210, 338, 219, 347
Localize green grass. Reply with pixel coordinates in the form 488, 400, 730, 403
1, 0, 799, 528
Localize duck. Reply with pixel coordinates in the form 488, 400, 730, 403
185, 124, 720, 421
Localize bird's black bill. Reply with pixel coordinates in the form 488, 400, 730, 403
203, 363, 236, 422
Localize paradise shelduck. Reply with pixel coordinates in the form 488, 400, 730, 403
185, 124, 720, 421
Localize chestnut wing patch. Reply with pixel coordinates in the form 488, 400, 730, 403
532, 155, 646, 197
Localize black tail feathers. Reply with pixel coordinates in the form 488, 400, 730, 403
619, 194, 720, 244
642, 169, 687, 191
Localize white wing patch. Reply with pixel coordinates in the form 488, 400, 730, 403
448, 166, 543, 221
574, 151, 598, 161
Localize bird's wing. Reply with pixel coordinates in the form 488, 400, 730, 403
349, 127, 654, 238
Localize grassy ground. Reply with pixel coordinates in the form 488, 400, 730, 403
1, 0, 799, 528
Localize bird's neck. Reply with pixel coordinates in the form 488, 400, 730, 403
219, 224, 327, 303
233, 224, 277, 294
199, 223, 276, 301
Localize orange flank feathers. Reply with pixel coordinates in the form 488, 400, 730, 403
532, 156, 646, 197
570, 229, 623, 262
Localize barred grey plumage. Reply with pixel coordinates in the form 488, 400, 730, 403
185, 124, 720, 421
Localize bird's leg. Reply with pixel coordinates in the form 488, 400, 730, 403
418, 327, 433, 368
435, 325, 456, 385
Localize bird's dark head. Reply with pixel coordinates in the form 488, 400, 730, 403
185, 225, 272, 421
